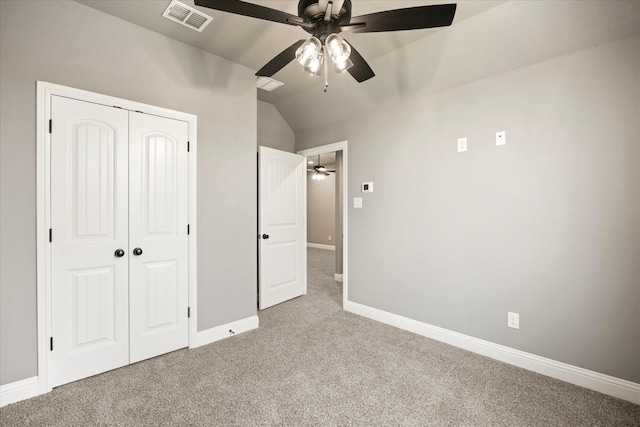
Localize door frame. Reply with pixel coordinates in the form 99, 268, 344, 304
36, 81, 198, 393
298, 141, 348, 308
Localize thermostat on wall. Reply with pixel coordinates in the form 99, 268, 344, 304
362, 182, 373, 193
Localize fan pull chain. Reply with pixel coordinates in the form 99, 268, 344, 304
323, 46, 329, 93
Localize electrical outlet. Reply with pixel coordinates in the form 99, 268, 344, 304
328, 235, 332, 241
507, 312, 520, 329
353, 197, 363, 209
457, 137, 467, 152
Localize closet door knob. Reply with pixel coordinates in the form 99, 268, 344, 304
133, 247, 143, 256
262, 234, 269, 240
114, 249, 125, 258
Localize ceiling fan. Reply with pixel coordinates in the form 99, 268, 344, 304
194, 0, 457, 91
308, 154, 335, 181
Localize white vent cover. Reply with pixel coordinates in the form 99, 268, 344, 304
162, 0, 213, 32
257, 76, 284, 92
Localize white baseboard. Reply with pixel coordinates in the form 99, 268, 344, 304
0, 376, 42, 408
307, 243, 335, 251
191, 315, 259, 348
344, 301, 640, 405
334, 273, 343, 282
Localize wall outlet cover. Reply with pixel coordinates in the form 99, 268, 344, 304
496, 131, 506, 146
508, 312, 520, 329
353, 197, 363, 208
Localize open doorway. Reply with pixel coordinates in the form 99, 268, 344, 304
298, 141, 348, 308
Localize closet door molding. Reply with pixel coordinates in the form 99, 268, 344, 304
36, 81, 198, 394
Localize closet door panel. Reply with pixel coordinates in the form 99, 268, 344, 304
50, 96, 130, 387
129, 112, 189, 363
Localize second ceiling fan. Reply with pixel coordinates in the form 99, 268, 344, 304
308, 154, 335, 181
194, 0, 457, 90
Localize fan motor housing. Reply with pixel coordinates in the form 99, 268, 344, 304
298, 0, 352, 25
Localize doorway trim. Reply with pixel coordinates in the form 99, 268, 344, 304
36, 81, 198, 394
298, 141, 348, 308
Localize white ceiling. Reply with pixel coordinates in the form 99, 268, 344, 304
76, 1, 640, 132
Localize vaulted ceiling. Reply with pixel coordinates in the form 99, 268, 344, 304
77, 1, 640, 132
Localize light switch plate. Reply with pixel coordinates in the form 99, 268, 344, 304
458, 137, 467, 152
353, 197, 363, 208
496, 131, 506, 146
362, 182, 373, 193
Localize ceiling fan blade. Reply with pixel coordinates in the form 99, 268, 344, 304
194, 0, 309, 28
344, 41, 375, 83
350, 4, 457, 33
338, 23, 366, 33
255, 39, 306, 77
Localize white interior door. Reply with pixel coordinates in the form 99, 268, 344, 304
50, 96, 130, 387
128, 112, 189, 363
258, 146, 306, 309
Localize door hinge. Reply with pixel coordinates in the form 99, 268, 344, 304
48, 119, 52, 134
187, 141, 190, 152
50, 337, 53, 351
188, 307, 191, 318
49, 228, 52, 242
187, 224, 190, 235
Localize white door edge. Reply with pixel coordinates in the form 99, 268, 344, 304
36, 81, 198, 393
297, 141, 348, 309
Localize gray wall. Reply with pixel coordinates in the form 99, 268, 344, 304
0, 0, 257, 385
307, 171, 336, 246
296, 35, 640, 383
257, 101, 294, 153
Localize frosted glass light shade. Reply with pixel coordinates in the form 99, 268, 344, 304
296, 37, 322, 68
325, 34, 351, 65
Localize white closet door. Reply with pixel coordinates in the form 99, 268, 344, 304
128, 112, 189, 363
50, 96, 130, 387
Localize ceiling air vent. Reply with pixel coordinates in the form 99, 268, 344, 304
257, 76, 284, 92
162, 0, 213, 32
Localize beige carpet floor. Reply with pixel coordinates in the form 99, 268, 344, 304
1, 248, 639, 426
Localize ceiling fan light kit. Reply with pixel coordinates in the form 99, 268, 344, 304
194, 0, 457, 91
295, 32, 353, 91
